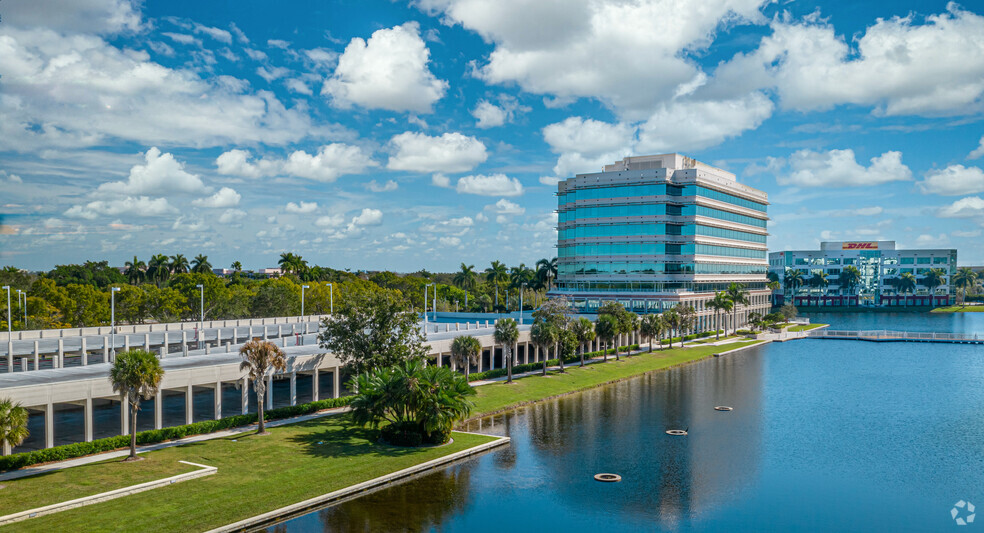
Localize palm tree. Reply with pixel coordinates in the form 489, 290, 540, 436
640, 313, 665, 352
494, 318, 520, 383
239, 340, 287, 435
0, 398, 29, 456
169, 254, 190, 274
675, 304, 695, 339
953, 267, 978, 302
784, 268, 805, 303
811, 272, 829, 302
192, 254, 212, 274
707, 291, 733, 340
571, 317, 595, 366
531, 318, 558, 375
485, 261, 508, 309
109, 349, 165, 460
726, 282, 750, 331
124, 256, 146, 284
921, 268, 947, 307
593, 314, 617, 362
535, 257, 558, 291
231, 261, 243, 272
767, 280, 782, 307
898, 272, 917, 306
662, 307, 680, 348
148, 254, 171, 287
839, 266, 862, 303
453, 263, 477, 307
450, 335, 482, 380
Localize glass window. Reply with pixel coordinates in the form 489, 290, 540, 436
900, 257, 914, 264
933, 257, 947, 264
843, 258, 856, 265
917, 257, 931, 264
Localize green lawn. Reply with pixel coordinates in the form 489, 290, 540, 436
930, 305, 984, 313
470, 341, 763, 418
688, 334, 741, 344
787, 323, 828, 332
0, 457, 197, 516
6, 416, 495, 532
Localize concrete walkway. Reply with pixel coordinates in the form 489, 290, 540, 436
0, 406, 351, 482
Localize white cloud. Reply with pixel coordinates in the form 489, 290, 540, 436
285, 78, 313, 95
322, 22, 447, 113
439, 236, 461, 247
917, 165, 984, 196
421, 216, 473, 233
162, 32, 201, 46
938, 196, 984, 218
432, 174, 452, 188
471, 96, 529, 128
952, 229, 982, 238
218, 208, 246, 224
485, 198, 525, 215
267, 39, 291, 49
65, 196, 174, 219
215, 144, 377, 182
456, 174, 524, 196
257, 66, 290, 82
315, 214, 345, 228
539, 176, 561, 186
634, 93, 774, 153
387, 132, 488, 173
419, 0, 766, 119
0, 0, 143, 34
543, 117, 634, 158
366, 179, 399, 192
193, 24, 232, 44
171, 216, 207, 232
969, 136, 984, 160
285, 201, 319, 214
346, 208, 383, 232
776, 149, 912, 187
97, 147, 206, 195
192, 187, 241, 208
915, 233, 949, 246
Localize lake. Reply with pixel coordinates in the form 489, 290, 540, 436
267, 312, 984, 532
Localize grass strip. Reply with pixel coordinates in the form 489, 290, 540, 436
787, 323, 828, 332
7, 415, 494, 533
0, 457, 198, 516
469, 341, 763, 418
930, 305, 984, 313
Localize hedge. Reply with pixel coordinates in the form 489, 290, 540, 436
467, 343, 641, 382
0, 395, 353, 472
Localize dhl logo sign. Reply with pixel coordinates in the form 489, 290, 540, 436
842, 242, 878, 250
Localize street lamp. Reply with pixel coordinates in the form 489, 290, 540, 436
520, 282, 526, 325
111, 287, 120, 359
301, 285, 309, 317
2, 286, 10, 373
16, 290, 24, 328
423, 283, 434, 324
326, 283, 333, 315
196, 284, 204, 349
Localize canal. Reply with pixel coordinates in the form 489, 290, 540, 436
267, 312, 984, 532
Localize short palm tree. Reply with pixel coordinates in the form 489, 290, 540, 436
148, 254, 171, 287
0, 398, 30, 456
639, 313, 665, 352
726, 282, 750, 331
494, 318, 520, 383
662, 307, 680, 348
192, 254, 212, 274
898, 272, 917, 306
124, 255, 145, 284
953, 267, 978, 302
239, 340, 287, 435
922, 268, 947, 306
485, 261, 509, 310
535, 257, 558, 291
110, 349, 165, 460
839, 266, 862, 301
451, 335, 482, 380
170, 254, 190, 274
708, 291, 733, 339
784, 269, 805, 302
530, 318, 558, 375
231, 261, 243, 272
571, 317, 595, 366
453, 263, 477, 307
593, 314, 617, 362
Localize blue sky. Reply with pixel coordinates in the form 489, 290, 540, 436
2, 0, 984, 271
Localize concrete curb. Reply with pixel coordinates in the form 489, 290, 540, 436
0, 460, 216, 527
207, 434, 510, 533
713, 340, 770, 357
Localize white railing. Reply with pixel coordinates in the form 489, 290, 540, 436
6, 315, 329, 341
810, 330, 982, 342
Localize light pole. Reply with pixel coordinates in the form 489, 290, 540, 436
2, 286, 10, 373
196, 284, 204, 349
16, 290, 23, 328
20, 291, 26, 328
327, 283, 333, 315
301, 285, 309, 317
431, 284, 437, 322
110, 287, 120, 359
520, 282, 526, 324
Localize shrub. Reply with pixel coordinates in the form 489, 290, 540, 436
0, 395, 353, 472
381, 421, 424, 447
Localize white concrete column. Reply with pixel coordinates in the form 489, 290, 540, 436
435, 352, 441, 367
241, 378, 249, 415
333, 367, 340, 398
266, 374, 273, 410
312, 369, 320, 401
214, 381, 223, 420
121, 399, 129, 436
33, 340, 40, 371
162, 332, 169, 357
232, 327, 238, 345
80, 337, 87, 366
185, 385, 194, 425
102, 336, 109, 362
84, 397, 93, 442
123, 335, 130, 352
45, 403, 54, 449
290, 371, 297, 406
182, 331, 189, 356
154, 391, 163, 429
450, 353, 457, 371
143, 333, 150, 351
478, 349, 484, 373
262, 326, 268, 340
277, 324, 283, 338
490, 346, 496, 370
57, 338, 64, 368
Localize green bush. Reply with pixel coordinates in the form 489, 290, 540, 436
380, 422, 424, 447
466, 343, 642, 382
0, 395, 353, 472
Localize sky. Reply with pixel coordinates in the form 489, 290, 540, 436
2, 0, 984, 272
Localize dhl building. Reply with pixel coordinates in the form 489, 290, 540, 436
769, 241, 957, 307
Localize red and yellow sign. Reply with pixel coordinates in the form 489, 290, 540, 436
842, 242, 878, 250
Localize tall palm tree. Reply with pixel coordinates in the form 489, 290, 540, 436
239, 340, 287, 435
231, 261, 243, 272
494, 318, 520, 383
898, 272, 917, 307
485, 261, 508, 309
662, 307, 680, 348
812, 272, 829, 300
921, 268, 947, 307
707, 291, 733, 339
169, 254, 190, 274
192, 254, 212, 274
450, 335, 482, 380
148, 254, 171, 287
839, 266, 862, 302
953, 267, 978, 302
675, 304, 695, 338
593, 314, 617, 362
784, 269, 805, 302
124, 256, 146, 284
571, 317, 595, 366
0, 398, 29, 456
453, 263, 477, 307
109, 349, 165, 460
640, 313, 665, 352
767, 280, 781, 306
726, 282, 750, 331
530, 318, 558, 375
535, 257, 558, 291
